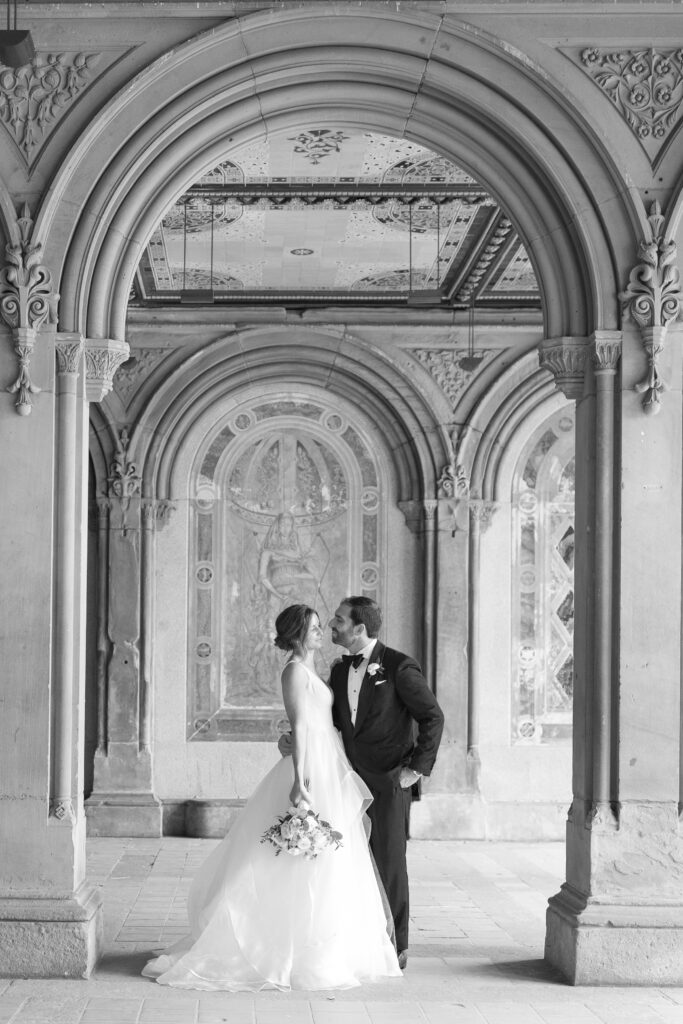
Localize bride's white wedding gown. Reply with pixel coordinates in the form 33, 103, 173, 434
142, 664, 402, 991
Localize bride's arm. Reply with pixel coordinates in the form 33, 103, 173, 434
281, 662, 311, 807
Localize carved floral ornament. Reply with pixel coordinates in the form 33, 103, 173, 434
0, 203, 58, 415
579, 47, 683, 151
0, 52, 100, 165
620, 201, 682, 414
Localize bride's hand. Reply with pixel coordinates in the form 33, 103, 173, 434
289, 779, 312, 807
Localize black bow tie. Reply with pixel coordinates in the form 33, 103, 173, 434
342, 653, 365, 670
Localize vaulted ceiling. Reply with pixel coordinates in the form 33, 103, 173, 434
133, 129, 540, 309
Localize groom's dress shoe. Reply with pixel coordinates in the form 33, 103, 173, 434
397, 950, 408, 970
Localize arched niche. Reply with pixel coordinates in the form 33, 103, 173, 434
149, 376, 420, 800
185, 392, 389, 742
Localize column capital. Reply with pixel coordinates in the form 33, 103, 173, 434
590, 330, 622, 372
54, 333, 84, 377
141, 498, 177, 531
538, 336, 588, 400
469, 500, 498, 532
84, 338, 130, 403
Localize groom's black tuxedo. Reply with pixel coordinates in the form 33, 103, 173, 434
330, 641, 444, 953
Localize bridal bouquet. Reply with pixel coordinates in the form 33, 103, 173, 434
261, 802, 343, 860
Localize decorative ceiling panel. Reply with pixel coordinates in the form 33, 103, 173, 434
134, 129, 540, 308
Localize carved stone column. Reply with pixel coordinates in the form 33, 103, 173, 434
86, 433, 163, 837
545, 308, 683, 982
422, 500, 438, 689
467, 500, 497, 790
0, 324, 102, 977
51, 334, 85, 825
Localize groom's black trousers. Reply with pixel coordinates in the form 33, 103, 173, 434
361, 774, 413, 953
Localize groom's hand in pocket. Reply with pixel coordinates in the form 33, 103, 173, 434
278, 731, 293, 757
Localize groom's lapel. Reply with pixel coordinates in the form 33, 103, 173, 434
353, 641, 385, 734
331, 661, 352, 727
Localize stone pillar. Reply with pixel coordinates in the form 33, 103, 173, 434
408, 465, 472, 838
85, 434, 164, 837
542, 238, 683, 983
466, 500, 498, 791
0, 207, 104, 977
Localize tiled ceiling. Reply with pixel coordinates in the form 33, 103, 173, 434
133, 129, 540, 308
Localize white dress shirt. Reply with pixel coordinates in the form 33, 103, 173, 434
347, 639, 377, 725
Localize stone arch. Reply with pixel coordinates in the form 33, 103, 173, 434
32, 7, 640, 342
119, 326, 451, 506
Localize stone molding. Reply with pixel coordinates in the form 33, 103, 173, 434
85, 338, 130, 403
578, 47, 683, 151
0, 52, 101, 165
455, 216, 512, 304
538, 336, 587, 400
620, 201, 682, 414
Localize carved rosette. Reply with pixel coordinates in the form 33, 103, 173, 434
620, 201, 682, 414
538, 337, 588, 400
85, 338, 131, 402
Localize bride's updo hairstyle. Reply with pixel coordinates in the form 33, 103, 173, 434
274, 604, 316, 652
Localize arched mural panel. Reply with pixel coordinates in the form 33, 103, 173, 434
187, 396, 384, 742
511, 406, 575, 745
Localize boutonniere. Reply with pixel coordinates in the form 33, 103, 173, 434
367, 663, 386, 683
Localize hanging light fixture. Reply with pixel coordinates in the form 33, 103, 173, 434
460, 298, 482, 372
407, 196, 443, 307
0, 0, 35, 68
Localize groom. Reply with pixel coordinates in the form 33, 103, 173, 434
327, 596, 443, 969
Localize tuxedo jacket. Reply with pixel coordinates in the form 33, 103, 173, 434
330, 641, 444, 788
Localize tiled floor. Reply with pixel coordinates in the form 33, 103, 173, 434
3, 838, 683, 1023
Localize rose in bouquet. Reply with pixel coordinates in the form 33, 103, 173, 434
261, 801, 343, 860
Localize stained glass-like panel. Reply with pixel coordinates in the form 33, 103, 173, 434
511, 409, 575, 744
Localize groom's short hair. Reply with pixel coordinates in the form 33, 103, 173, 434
342, 596, 382, 638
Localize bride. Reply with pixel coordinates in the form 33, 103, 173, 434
142, 604, 402, 991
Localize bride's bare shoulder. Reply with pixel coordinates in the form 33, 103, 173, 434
280, 660, 309, 685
